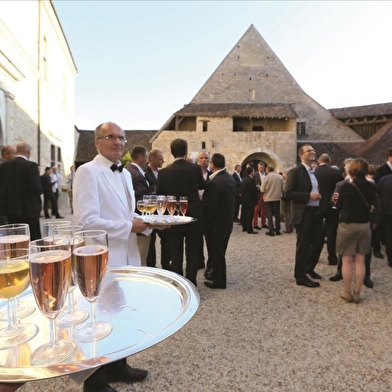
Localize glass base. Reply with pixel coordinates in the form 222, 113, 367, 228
74, 321, 112, 343
30, 339, 76, 365
0, 302, 35, 321
0, 323, 38, 350
57, 309, 89, 327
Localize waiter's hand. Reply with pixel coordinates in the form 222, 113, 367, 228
131, 217, 150, 233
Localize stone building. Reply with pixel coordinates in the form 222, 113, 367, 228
0, 0, 76, 175
75, 25, 391, 170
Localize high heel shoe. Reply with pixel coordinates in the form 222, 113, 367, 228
353, 292, 361, 304
340, 291, 353, 303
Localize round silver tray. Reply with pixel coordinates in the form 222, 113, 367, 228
0, 266, 200, 382
142, 215, 196, 225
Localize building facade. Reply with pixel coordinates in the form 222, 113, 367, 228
0, 0, 76, 175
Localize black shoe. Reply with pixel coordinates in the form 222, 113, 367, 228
329, 273, 342, 282
373, 250, 384, 259
253, 226, 262, 230
204, 268, 213, 280
204, 281, 226, 289
307, 271, 322, 279
364, 276, 374, 289
107, 365, 148, 383
262, 225, 268, 229
265, 231, 275, 236
247, 231, 258, 234
275, 231, 281, 235
296, 278, 320, 288
233, 218, 240, 222
44, 215, 50, 219
84, 384, 117, 392
55, 215, 64, 219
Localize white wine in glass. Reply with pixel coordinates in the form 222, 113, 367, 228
0, 223, 34, 320
73, 230, 112, 342
0, 248, 38, 350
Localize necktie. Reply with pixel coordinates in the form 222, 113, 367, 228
111, 164, 124, 172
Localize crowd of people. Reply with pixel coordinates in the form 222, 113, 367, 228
0, 131, 391, 391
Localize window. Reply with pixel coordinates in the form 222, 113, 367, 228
297, 122, 306, 135
202, 121, 208, 132
252, 126, 264, 132
50, 144, 55, 166
249, 89, 255, 101
201, 141, 206, 149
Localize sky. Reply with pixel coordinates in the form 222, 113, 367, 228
53, 0, 392, 130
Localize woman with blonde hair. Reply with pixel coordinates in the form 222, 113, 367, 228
335, 158, 377, 303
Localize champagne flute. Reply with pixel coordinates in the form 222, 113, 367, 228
0, 247, 39, 350
156, 195, 167, 216
42, 220, 72, 239
54, 225, 89, 327
29, 238, 75, 365
166, 196, 177, 219
0, 223, 34, 320
179, 196, 188, 216
73, 230, 112, 342
331, 192, 339, 210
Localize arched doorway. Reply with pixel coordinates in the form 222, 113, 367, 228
241, 152, 282, 174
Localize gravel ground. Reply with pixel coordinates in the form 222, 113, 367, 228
21, 217, 392, 392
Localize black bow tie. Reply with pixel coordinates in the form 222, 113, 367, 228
111, 164, 124, 172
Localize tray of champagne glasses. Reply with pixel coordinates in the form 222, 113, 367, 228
141, 215, 197, 225
0, 266, 200, 382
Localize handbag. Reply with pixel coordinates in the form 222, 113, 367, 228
350, 182, 375, 222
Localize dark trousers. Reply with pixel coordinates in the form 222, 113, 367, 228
265, 200, 281, 233
382, 214, 392, 263
8, 215, 41, 240
165, 226, 203, 286
205, 226, 231, 286
316, 209, 339, 265
234, 194, 241, 220
146, 230, 171, 268
294, 207, 324, 280
43, 192, 58, 218
241, 204, 254, 233
84, 359, 126, 389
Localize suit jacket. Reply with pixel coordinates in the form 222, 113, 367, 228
232, 171, 242, 194
284, 164, 315, 225
377, 173, 392, 215
156, 159, 206, 229
241, 175, 258, 207
127, 163, 154, 205
144, 165, 158, 193
315, 164, 342, 214
374, 163, 392, 183
40, 173, 53, 197
0, 156, 42, 218
202, 170, 236, 230
73, 154, 151, 266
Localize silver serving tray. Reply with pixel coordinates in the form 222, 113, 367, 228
0, 267, 200, 382
142, 215, 196, 225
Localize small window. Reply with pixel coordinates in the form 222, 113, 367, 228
202, 121, 208, 132
249, 89, 255, 101
297, 122, 306, 135
253, 126, 264, 132
201, 141, 206, 149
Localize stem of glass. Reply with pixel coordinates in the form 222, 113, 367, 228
49, 318, 58, 348
6, 300, 16, 331
88, 301, 97, 328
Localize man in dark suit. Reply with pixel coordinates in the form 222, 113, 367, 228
40, 166, 58, 219
0, 141, 42, 240
202, 153, 236, 289
377, 173, 392, 267
127, 145, 155, 265
374, 149, 392, 184
144, 149, 169, 268
315, 153, 343, 265
241, 166, 259, 234
156, 138, 206, 286
284, 144, 324, 288
232, 164, 242, 222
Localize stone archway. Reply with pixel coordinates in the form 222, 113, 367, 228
241, 150, 284, 174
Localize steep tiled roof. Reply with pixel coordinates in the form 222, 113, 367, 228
330, 103, 392, 118
175, 103, 297, 118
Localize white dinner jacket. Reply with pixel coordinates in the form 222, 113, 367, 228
73, 154, 150, 266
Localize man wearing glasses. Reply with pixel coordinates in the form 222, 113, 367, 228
74, 122, 153, 392
284, 144, 324, 288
